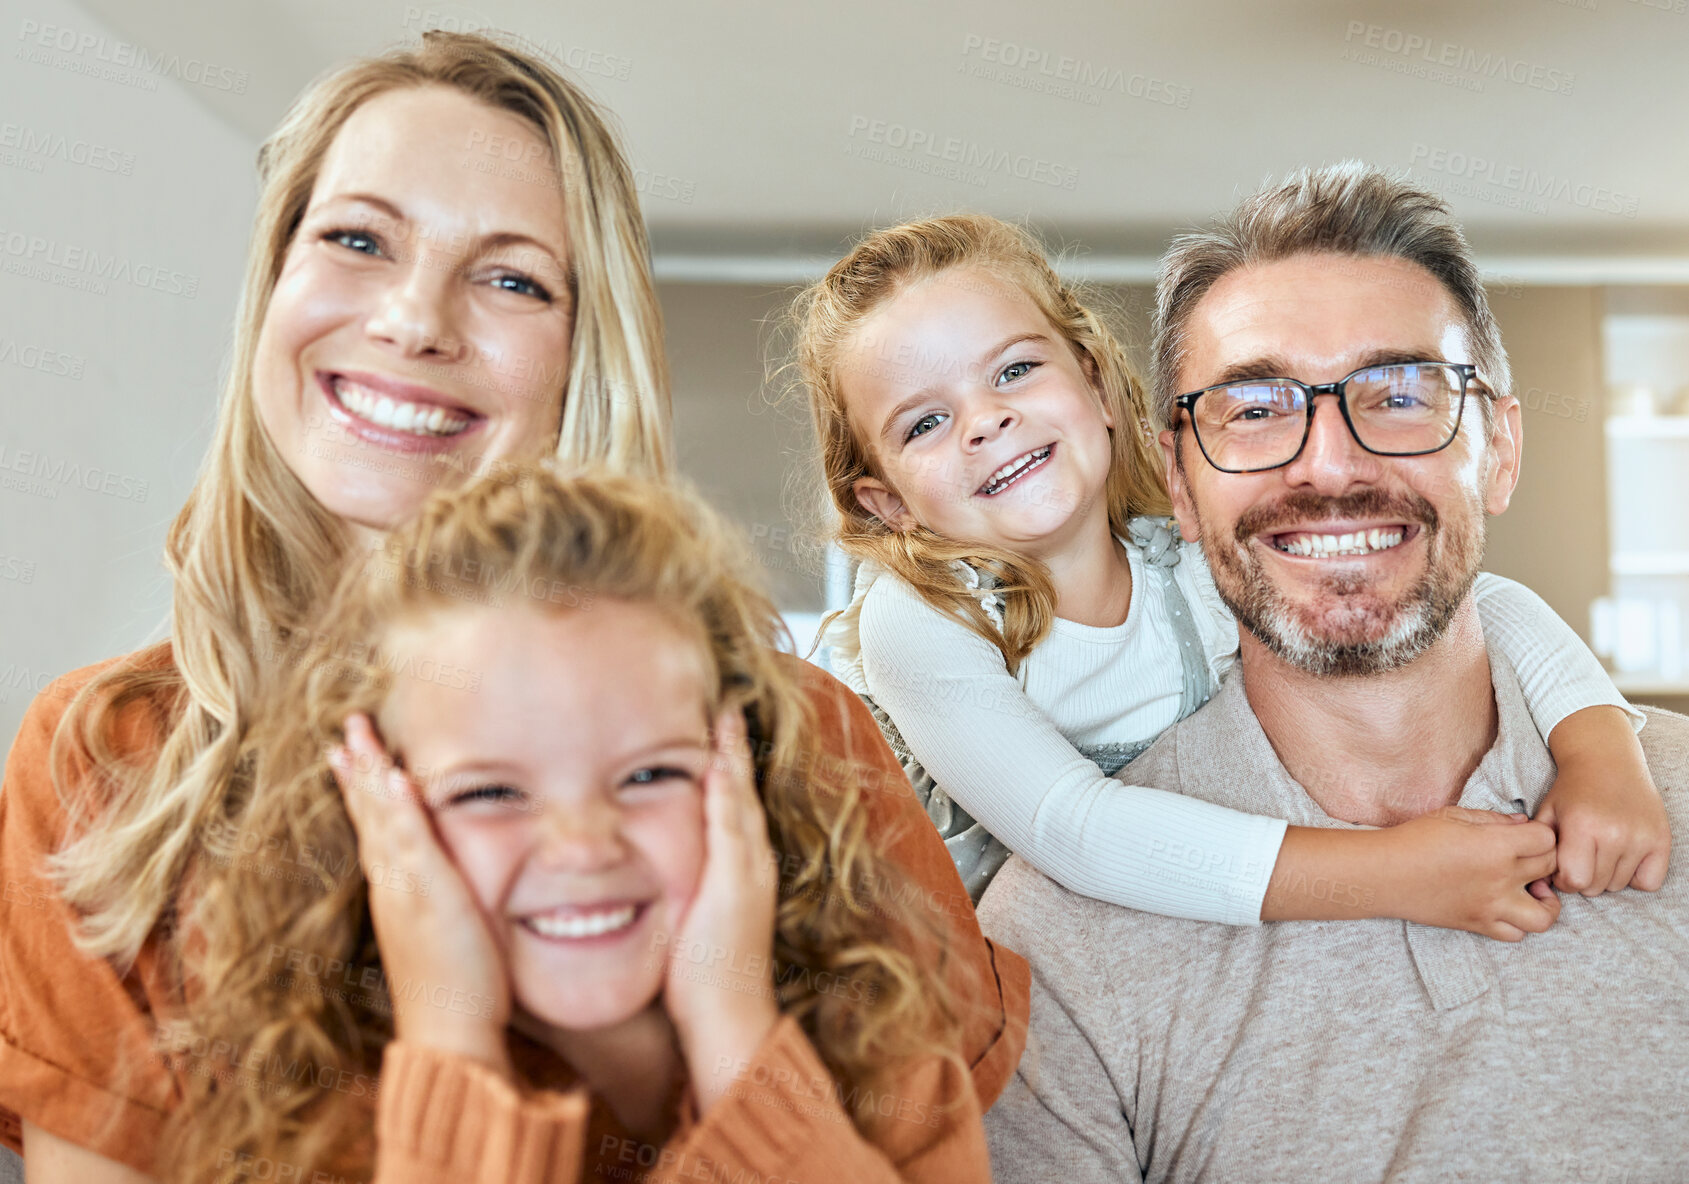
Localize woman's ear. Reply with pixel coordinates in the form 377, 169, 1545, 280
852, 477, 914, 532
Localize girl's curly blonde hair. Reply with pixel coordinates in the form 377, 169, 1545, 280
159, 466, 967, 1181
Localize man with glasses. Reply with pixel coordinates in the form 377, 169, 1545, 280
978, 163, 1689, 1182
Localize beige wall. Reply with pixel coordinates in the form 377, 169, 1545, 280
1482, 287, 1611, 647
662, 282, 828, 611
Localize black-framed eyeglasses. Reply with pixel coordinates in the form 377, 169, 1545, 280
1173, 361, 1490, 474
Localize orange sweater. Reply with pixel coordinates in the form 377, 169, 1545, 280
0, 647, 1026, 1177
376, 1018, 988, 1183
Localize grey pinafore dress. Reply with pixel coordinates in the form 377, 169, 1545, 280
860, 517, 1218, 903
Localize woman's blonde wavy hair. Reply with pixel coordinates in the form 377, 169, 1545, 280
156, 466, 966, 1181
790, 214, 1170, 673
47, 30, 672, 970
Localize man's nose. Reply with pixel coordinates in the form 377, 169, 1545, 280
1280, 392, 1383, 494
365, 250, 467, 361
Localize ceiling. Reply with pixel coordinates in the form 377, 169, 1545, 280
75, 0, 1689, 279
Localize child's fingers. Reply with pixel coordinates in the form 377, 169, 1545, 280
1634, 849, 1670, 892
1606, 849, 1645, 896
1587, 840, 1625, 897
1551, 832, 1595, 894
1438, 806, 1527, 827
1502, 887, 1560, 936
329, 714, 436, 882
1517, 846, 1557, 887
707, 706, 761, 835
1505, 819, 1557, 857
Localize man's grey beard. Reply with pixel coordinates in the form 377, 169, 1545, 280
1196, 486, 1486, 678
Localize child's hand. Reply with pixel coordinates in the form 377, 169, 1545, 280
664, 706, 781, 1114
1374, 807, 1562, 942
330, 713, 515, 1080
1540, 707, 1671, 895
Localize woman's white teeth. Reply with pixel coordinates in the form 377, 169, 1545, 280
981, 446, 1052, 495
333, 378, 469, 437
1277, 528, 1405, 557
522, 904, 638, 940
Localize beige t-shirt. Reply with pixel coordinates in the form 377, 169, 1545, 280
978, 649, 1689, 1184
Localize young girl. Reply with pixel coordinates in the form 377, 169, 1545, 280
161, 468, 986, 1183
796, 213, 1669, 934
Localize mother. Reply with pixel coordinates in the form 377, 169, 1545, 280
0, 31, 1026, 1182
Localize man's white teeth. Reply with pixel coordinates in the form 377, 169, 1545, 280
333, 378, 470, 437
522, 904, 638, 940
981, 446, 1052, 495
1276, 528, 1406, 557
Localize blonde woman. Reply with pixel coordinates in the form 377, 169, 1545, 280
0, 33, 1022, 1183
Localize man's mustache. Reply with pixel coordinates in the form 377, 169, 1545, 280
1231, 488, 1440, 544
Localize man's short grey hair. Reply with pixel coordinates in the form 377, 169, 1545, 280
1150, 161, 1512, 429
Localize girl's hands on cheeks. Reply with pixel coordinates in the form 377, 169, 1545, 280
330, 713, 516, 1081
664, 706, 782, 1115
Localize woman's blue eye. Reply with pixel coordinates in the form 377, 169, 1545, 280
324, 228, 382, 256
997, 360, 1038, 385
905, 411, 947, 442
491, 272, 552, 301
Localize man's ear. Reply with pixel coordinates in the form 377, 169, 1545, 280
1159, 428, 1200, 542
853, 476, 915, 532
1483, 395, 1523, 515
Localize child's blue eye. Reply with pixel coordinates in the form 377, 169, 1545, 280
623, 767, 692, 790
449, 784, 522, 807
997, 360, 1038, 385
905, 411, 947, 442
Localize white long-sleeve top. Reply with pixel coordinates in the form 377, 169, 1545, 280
825, 536, 1639, 926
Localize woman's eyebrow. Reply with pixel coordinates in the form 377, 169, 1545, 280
316, 192, 567, 269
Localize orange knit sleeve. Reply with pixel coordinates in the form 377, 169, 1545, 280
650, 1016, 990, 1184
0, 654, 182, 1176
374, 1041, 591, 1184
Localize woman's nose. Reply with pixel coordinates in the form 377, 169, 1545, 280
364, 250, 466, 361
